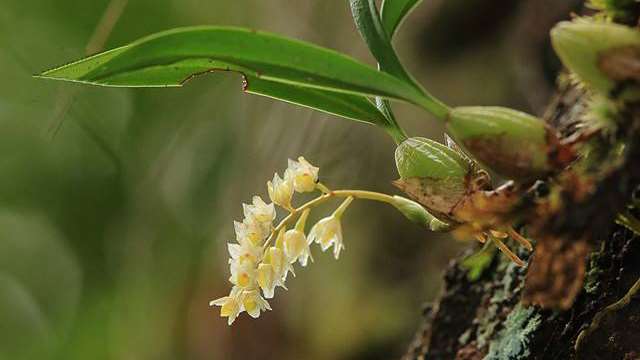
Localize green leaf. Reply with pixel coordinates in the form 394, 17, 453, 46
350, 1, 448, 120
246, 76, 390, 128
350, 0, 414, 83
349, 0, 412, 142
380, 0, 424, 38
461, 242, 496, 281
37, 26, 433, 110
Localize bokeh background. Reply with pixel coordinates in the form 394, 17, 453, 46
0, 1, 575, 359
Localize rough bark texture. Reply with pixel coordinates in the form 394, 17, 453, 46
403, 221, 640, 360
402, 4, 640, 359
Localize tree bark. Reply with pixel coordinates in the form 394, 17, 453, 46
403, 4, 640, 359
403, 220, 640, 359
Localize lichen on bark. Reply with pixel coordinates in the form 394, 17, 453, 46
402, 2, 640, 358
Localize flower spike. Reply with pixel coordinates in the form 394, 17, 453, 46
213, 155, 499, 325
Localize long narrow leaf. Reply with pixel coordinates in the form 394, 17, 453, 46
350, 0, 413, 84
350, 0, 409, 141
38, 26, 433, 110
380, 0, 423, 38
351, 0, 448, 121
248, 77, 405, 141
246, 76, 388, 127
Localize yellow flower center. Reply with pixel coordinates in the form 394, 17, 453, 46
295, 173, 316, 192
243, 297, 257, 313
238, 272, 251, 287
239, 252, 257, 265
320, 228, 337, 246
220, 300, 237, 317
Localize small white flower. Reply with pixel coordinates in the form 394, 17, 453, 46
283, 229, 312, 266
243, 196, 276, 225
242, 289, 272, 319
308, 196, 353, 259
257, 263, 276, 298
258, 244, 294, 299
229, 259, 257, 288
266, 243, 295, 281
285, 157, 319, 193
210, 286, 244, 325
228, 242, 262, 266
308, 216, 344, 259
267, 173, 294, 209
234, 219, 267, 247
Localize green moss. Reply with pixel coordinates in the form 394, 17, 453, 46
483, 304, 541, 360
461, 243, 496, 281
584, 251, 603, 294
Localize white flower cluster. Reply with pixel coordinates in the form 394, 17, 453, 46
210, 157, 352, 325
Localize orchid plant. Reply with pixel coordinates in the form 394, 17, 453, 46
37, 0, 640, 319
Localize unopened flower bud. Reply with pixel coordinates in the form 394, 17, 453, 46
391, 195, 451, 232
284, 209, 312, 266
257, 263, 276, 298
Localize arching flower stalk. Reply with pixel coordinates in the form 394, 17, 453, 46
210, 156, 441, 325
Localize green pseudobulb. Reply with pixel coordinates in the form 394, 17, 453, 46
446, 106, 550, 181
551, 19, 640, 99
394, 137, 470, 216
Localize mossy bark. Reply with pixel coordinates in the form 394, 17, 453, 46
403, 221, 640, 359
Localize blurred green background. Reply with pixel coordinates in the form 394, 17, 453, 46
0, 0, 572, 359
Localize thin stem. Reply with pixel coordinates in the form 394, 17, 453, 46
85, 0, 129, 55
333, 196, 355, 218
575, 276, 640, 351
415, 91, 451, 121
263, 189, 397, 248
316, 182, 332, 194
294, 208, 310, 232
376, 97, 408, 144
49, 0, 128, 137
474, 233, 487, 244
